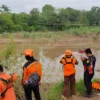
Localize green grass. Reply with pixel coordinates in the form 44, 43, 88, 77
48, 79, 100, 100
48, 81, 64, 100
75, 80, 85, 96
65, 26, 100, 36
0, 26, 100, 39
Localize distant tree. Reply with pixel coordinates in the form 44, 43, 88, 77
79, 11, 88, 25
0, 4, 100, 32
12, 12, 29, 31
27, 8, 40, 28
0, 5, 11, 12
58, 8, 69, 24
66, 7, 80, 23
0, 13, 14, 32
42, 4, 54, 14
30, 8, 39, 15
40, 5, 59, 30
87, 6, 100, 25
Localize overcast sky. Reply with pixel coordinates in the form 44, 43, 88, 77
0, 0, 100, 13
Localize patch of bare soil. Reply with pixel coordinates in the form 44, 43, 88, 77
73, 94, 100, 100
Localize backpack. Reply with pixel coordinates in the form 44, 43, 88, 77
25, 62, 40, 88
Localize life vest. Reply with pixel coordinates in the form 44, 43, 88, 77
84, 59, 93, 74
84, 66, 93, 74
60, 57, 77, 76
92, 82, 100, 91
0, 75, 13, 98
23, 61, 42, 85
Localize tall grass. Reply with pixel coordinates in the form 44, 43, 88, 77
0, 26, 100, 39
0, 37, 17, 67
65, 26, 100, 36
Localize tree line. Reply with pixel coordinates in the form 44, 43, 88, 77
0, 4, 100, 33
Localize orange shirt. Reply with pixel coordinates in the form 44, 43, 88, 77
23, 61, 42, 83
60, 57, 77, 76
0, 73, 17, 100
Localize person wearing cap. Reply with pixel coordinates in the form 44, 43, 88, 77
81, 48, 96, 97
22, 49, 42, 100
60, 50, 78, 100
0, 65, 17, 100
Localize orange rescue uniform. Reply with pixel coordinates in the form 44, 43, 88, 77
23, 61, 42, 85
60, 57, 77, 76
0, 73, 17, 100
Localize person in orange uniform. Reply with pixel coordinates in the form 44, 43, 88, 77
0, 65, 17, 100
22, 49, 42, 100
60, 50, 78, 100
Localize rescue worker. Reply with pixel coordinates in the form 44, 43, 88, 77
0, 65, 17, 100
22, 49, 42, 100
60, 50, 78, 100
81, 48, 96, 97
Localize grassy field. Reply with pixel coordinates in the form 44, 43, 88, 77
0, 26, 100, 39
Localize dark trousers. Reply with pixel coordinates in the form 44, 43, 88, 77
84, 72, 94, 95
24, 85, 41, 100
63, 74, 75, 97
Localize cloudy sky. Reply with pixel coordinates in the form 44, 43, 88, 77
0, 0, 100, 13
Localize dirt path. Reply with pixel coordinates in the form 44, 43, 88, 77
73, 94, 100, 100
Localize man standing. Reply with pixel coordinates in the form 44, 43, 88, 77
60, 50, 78, 100
22, 49, 42, 100
0, 65, 17, 100
81, 48, 96, 97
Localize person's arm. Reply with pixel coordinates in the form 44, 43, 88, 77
72, 57, 78, 65
81, 57, 90, 67
75, 60, 78, 65
37, 62, 42, 85
60, 57, 66, 65
11, 73, 17, 82
21, 66, 26, 85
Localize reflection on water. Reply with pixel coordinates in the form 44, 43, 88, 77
7, 49, 100, 83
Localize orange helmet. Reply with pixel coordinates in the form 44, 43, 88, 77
65, 50, 72, 56
24, 49, 34, 57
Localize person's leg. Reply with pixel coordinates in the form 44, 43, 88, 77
32, 85, 41, 100
63, 76, 69, 98
87, 74, 94, 95
70, 74, 75, 96
24, 87, 32, 100
84, 72, 88, 93
84, 73, 94, 97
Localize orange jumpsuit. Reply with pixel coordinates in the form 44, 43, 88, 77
0, 73, 17, 100
60, 57, 78, 97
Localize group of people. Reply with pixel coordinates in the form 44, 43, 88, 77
0, 48, 96, 100
60, 48, 96, 100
